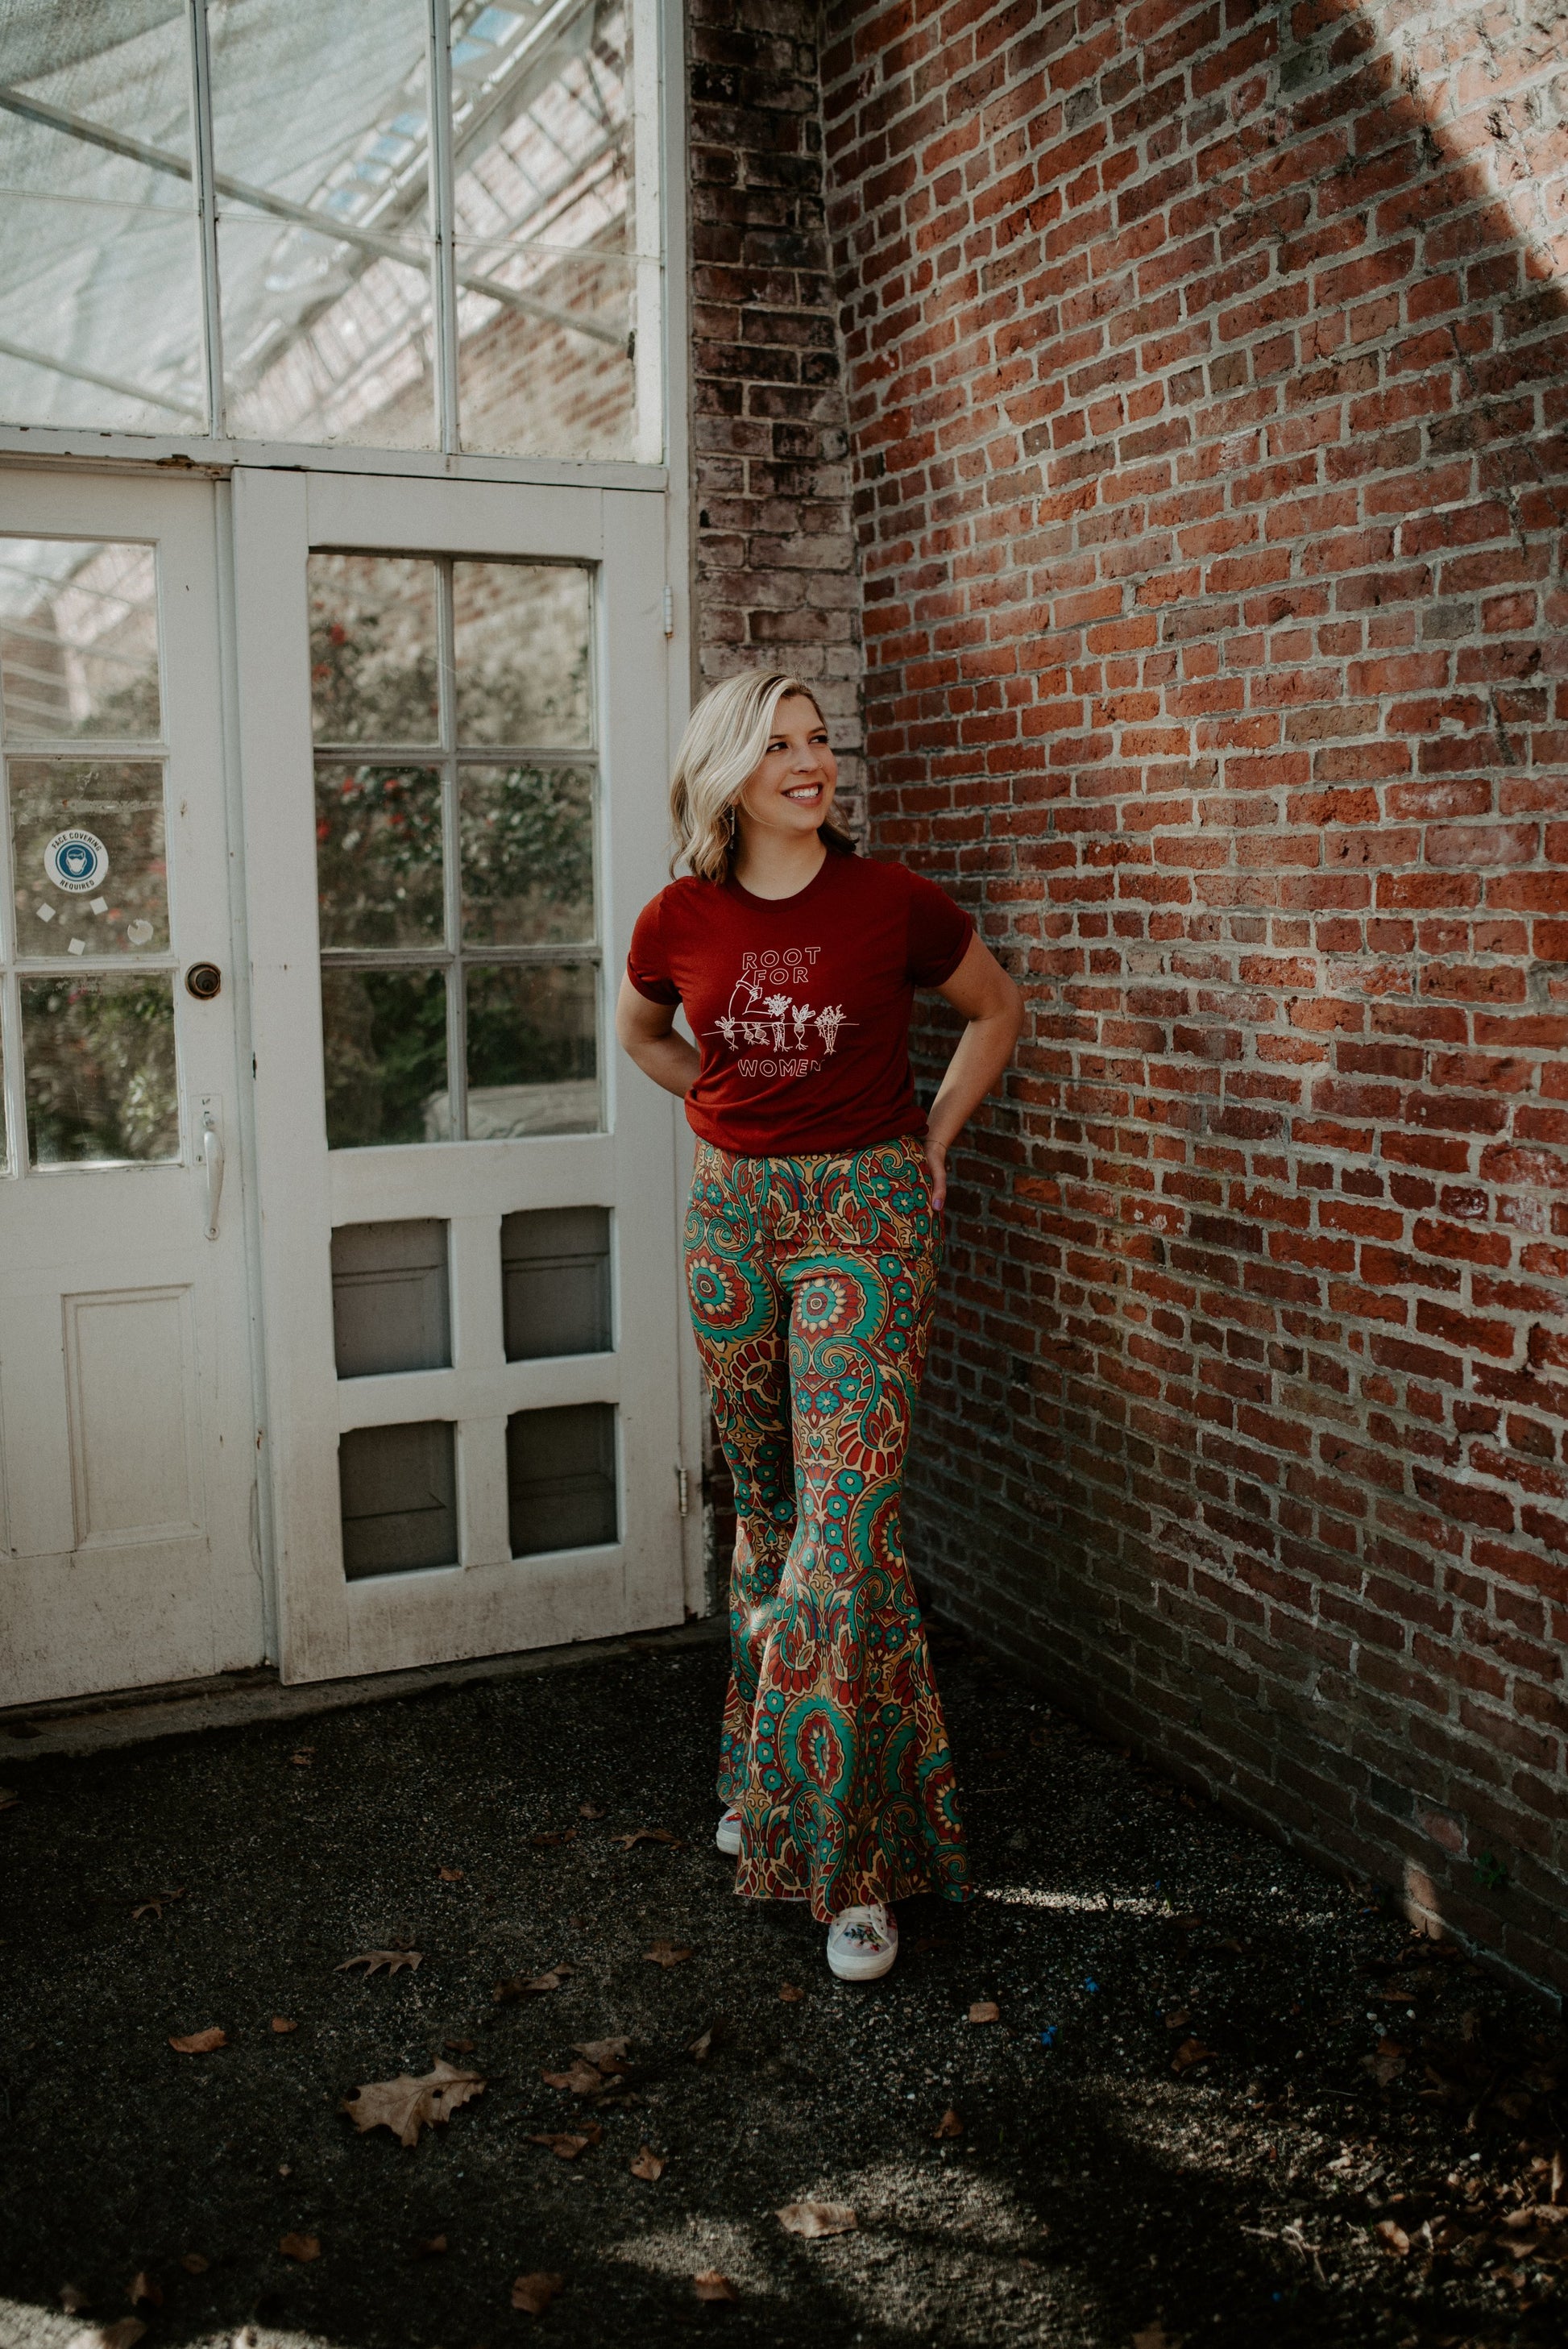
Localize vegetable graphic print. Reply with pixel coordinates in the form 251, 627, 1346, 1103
709, 951, 854, 1081
684, 1137, 972, 1918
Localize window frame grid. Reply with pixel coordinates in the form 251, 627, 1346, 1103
311, 549, 603, 1148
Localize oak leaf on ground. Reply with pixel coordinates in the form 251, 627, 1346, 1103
573, 2037, 632, 2073
178, 2254, 209, 2275
934, 2109, 964, 2139
271, 2017, 297, 2034
579, 1800, 606, 1819
778, 2201, 857, 2239
438, 1866, 464, 1882
528, 2127, 602, 2160
778, 1982, 803, 2003
335, 1949, 421, 1978
341, 2060, 485, 2147
693, 2270, 738, 2302
612, 1828, 683, 1850
511, 2272, 564, 2316
541, 2059, 603, 2095
1132, 2326, 1182, 2349
168, 2026, 226, 2053
968, 2000, 999, 2025
644, 1940, 693, 1967
278, 2234, 320, 2262
1171, 2037, 1217, 2075
630, 2144, 665, 2180
495, 1968, 568, 2001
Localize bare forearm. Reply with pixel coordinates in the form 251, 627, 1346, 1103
623, 1030, 700, 1100
925, 1007, 1019, 1149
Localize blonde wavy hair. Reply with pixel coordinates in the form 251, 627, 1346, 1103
670, 670, 855, 882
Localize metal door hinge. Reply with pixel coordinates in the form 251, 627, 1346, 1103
662, 584, 675, 638
675, 1463, 689, 1518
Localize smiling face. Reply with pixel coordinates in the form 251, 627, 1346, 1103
735, 692, 837, 846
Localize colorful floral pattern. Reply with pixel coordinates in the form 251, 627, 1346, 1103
685, 1136, 973, 1920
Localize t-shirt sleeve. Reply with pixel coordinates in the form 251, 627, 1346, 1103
625, 891, 681, 1005
905, 869, 973, 986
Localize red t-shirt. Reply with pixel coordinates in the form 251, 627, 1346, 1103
625, 850, 973, 1156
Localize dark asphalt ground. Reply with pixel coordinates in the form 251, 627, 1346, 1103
1, 1627, 1563, 2349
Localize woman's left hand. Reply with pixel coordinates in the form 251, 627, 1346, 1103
923, 1135, 948, 1214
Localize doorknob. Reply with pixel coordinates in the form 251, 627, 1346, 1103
200, 1096, 225, 1241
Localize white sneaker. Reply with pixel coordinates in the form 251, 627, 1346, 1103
715, 1806, 742, 1857
826, 1903, 898, 1981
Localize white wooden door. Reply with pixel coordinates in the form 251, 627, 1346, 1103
235, 467, 692, 1683
0, 471, 262, 1705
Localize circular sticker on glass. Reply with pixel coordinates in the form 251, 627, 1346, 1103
44, 828, 110, 894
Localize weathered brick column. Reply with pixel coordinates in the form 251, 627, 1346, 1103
814, 0, 1568, 1997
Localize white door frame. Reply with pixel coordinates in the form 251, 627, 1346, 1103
233, 465, 700, 1683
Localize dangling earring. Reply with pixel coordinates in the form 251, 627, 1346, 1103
726, 806, 738, 845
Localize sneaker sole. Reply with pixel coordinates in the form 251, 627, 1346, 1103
827, 1941, 897, 1982
715, 1823, 741, 1857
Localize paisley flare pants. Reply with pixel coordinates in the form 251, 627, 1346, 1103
683, 1136, 972, 1921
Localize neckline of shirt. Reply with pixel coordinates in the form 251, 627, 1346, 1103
720, 845, 842, 912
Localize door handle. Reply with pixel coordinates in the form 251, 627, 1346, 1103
201, 1102, 225, 1241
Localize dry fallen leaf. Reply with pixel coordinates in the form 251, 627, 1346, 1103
612, 1828, 683, 1850
1171, 2037, 1217, 2075
528, 2126, 603, 2160
541, 2060, 604, 2096
60, 2285, 90, 2313
413, 2235, 447, 2257
446, 2036, 476, 2052
511, 2272, 564, 2316
1132, 2326, 1182, 2349
579, 1800, 606, 1819
778, 1982, 804, 2004
127, 2274, 162, 2307
1163, 2009, 1193, 2031
968, 2000, 1000, 2025
178, 2253, 209, 2275
278, 2234, 320, 2262
573, 2037, 632, 2073
693, 2270, 738, 2302
271, 2016, 297, 2034
1376, 2218, 1412, 2256
644, 1940, 693, 1968
934, 2108, 964, 2139
290, 1750, 313, 1766
687, 2026, 715, 2062
1362, 2037, 1407, 2086
778, 2200, 857, 2239
168, 2026, 226, 2053
495, 1969, 568, 2001
68, 2324, 143, 2349
335, 1949, 422, 1978
342, 2061, 486, 2148
630, 2144, 665, 2181
438, 1866, 464, 1882
528, 1829, 577, 1849
131, 1889, 184, 1920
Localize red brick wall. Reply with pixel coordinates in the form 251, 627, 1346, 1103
815, 0, 1568, 1997
687, 0, 865, 826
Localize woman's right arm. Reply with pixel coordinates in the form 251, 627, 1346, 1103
615, 974, 700, 1100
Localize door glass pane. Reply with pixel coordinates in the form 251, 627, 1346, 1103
321, 966, 450, 1148
459, 765, 593, 945
0, 542, 160, 739
309, 554, 439, 744
0, 10, 206, 432
502, 1206, 611, 1361
10, 760, 168, 956
207, 0, 438, 449
332, 1220, 451, 1377
450, 0, 642, 459
315, 765, 444, 948
452, 563, 591, 747
465, 962, 598, 1138
339, 1421, 457, 1575
507, 1402, 616, 1556
21, 972, 178, 1167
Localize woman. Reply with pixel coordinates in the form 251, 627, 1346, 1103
616, 671, 1022, 1981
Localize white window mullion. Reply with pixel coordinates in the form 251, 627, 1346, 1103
187, 0, 226, 439
427, 0, 463, 456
